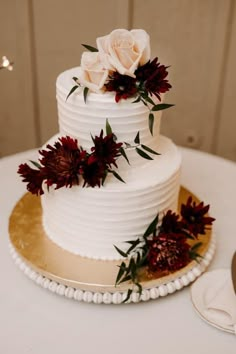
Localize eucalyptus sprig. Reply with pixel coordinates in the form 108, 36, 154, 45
115, 214, 159, 303
124, 131, 161, 161
133, 93, 174, 135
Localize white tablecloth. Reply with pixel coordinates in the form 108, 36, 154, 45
1, 147, 236, 353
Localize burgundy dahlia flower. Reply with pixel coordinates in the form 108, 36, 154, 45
18, 163, 44, 195
147, 232, 190, 272
105, 72, 138, 102
160, 210, 184, 234
135, 57, 171, 100
180, 197, 215, 237
81, 154, 105, 188
91, 130, 122, 168
39, 136, 86, 189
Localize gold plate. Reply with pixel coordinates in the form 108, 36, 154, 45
9, 187, 213, 294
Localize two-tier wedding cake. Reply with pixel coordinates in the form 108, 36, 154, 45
17, 29, 215, 301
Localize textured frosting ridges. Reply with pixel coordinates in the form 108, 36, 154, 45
41, 135, 181, 260
56, 67, 162, 168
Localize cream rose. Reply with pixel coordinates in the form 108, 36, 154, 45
96, 29, 150, 77
76, 52, 109, 93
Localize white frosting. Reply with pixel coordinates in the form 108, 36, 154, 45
56, 67, 162, 168
41, 135, 181, 260
40, 66, 182, 260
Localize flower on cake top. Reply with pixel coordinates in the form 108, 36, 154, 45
76, 52, 109, 93
68, 29, 174, 134
96, 29, 150, 77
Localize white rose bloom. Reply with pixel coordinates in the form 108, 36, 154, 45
77, 52, 109, 93
96, 29, 150, 77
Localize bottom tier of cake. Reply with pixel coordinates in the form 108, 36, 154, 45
41, 135, 181, 260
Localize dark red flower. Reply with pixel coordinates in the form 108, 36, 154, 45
180, 197, 215, 237
39, 136, 86, 189
105, 72, 138, 102
18, 163, 44, 195
160, 210, 184, 234
147, 232, 190, 272
91, 130, 122, 168
135, 57, 171, 100
81, 155, 105, 188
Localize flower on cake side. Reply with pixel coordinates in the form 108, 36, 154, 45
114, 197, 215, 303
67, 29, 174, 135
18, 121, 158, 195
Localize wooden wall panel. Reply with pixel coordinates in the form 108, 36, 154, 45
32, 0, 132, 145
0, 0, 37, 157
132, 0, 231, 152
0, 0, 236, 162
214, 1, 236, 161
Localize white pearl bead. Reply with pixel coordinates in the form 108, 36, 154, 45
112, 292, 122, 304
65, 287, 74, 298
93, 292, 103, 304
48, 281, 58, 292
187, 271, 196, 282
103, 292, 112, 304
181, 275, 190, 286
56, 284, 66, 296
73, 289, 84, 301
159, 285, 168, 296
42, 278, 50, 289
150, 287, 160, 299
83, 291, 93, 303
166, 282, 176, 294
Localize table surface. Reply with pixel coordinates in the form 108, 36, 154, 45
1, 147, 236, 354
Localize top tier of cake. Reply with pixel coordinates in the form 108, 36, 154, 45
57, 67, 162, 169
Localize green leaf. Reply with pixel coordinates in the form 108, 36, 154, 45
83, 87, 89, 103
191, 242, 203, 252
143, 214, 159, 238
106, 119, 112, 135
134, 131, 140, 144
132, 96, 141, 103
126, 238, 140, 253
110, 170, 125, 183
141, 144, 160, 155
119, 274, 132, 284
149, 112, 154, 135
72, 76, 78, 82
29, 160, 41, 169
135, 283, 143, 296
122, 288, 133, 303
81, 44, 98, 52
129, 258, 137, 281
151, 103, 174, 112
120, 147, 130, 165
66, 85, 79, 101
140, 93, 155, 106
135, 147, 153, 160
114, 245, 127, 258
124, 142, 131, 148
141, 98, 148, 106
115, 262, 126, 285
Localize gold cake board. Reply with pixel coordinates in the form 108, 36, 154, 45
8, 187, 216, 304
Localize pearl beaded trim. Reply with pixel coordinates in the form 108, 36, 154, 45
9, 235, 216, 304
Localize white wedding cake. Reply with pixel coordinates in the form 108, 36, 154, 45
20, 29, 182, 260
